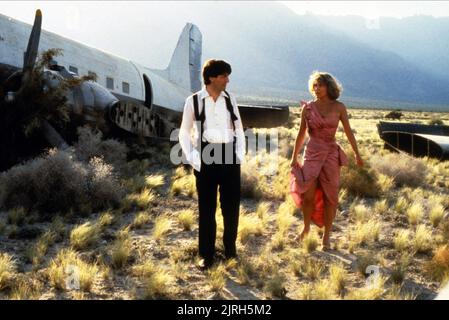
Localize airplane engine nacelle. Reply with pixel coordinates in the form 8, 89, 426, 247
43, 69, 118, 132
73, 81, 119, 115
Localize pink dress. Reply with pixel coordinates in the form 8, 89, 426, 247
290, 101, 348, 227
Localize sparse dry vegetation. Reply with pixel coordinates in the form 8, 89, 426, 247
0, 148, 123, 217
177, 209, 195, 231
47, 249, 98, 292
371, 153, 428, 187
0, 106, 448, 300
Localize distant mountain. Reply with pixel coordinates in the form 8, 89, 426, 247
2, 1, 448, 109
313, 14, 449, 82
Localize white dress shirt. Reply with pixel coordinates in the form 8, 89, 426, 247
179, 87, 246, 172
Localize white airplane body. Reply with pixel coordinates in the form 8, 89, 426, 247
0, 10, 288, 149
1, 12, 201, 135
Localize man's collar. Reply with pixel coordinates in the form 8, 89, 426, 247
198, 87, 227, 100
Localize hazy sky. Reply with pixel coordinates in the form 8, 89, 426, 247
2, 1, 449, 26
281, 1, 449, 18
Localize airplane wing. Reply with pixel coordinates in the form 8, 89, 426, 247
377, 121, 449, 160
238, 104, 289, 128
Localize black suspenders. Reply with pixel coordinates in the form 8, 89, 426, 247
224, 90, 238, 131
193, 91, 239, 141
193, 94, 206, 141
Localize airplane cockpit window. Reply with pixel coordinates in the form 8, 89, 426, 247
122, 82, 130, 94
69, 66, 78, 75
107, 77, 114, 90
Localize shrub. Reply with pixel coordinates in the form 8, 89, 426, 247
385, 111, 403, 120
75, 126, 128, 172
428, 117, 444, 126
425, 245, 449, 282
240, 160, 264, 199
370, 153, 427, 188
0, 149, 123, 217
341, 150, 381, 197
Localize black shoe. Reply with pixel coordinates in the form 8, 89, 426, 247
197, 257, 214, 271
225, 253, 238, 261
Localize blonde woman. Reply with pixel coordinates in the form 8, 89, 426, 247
290, 71, 363, 250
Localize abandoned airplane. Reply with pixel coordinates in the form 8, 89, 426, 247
377, 121, 449, 160
0, 10, 289, 152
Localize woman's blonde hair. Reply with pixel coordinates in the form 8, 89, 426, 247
308, 71, 343, 100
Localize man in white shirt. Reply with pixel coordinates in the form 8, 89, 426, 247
179, 59, 245, 270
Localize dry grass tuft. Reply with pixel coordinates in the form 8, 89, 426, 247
152, 215, 172, 240
407, 202, 424, 225
47, 249, 98, 292
329, 263, 348, 296
132, 211, 152, 229
413, 224, 433, 254
238, 213, 264, 244
302, 231, 320, 253
70, 222, 101, 250
132, 259, 175, 299
207, 264, 227, 293
0, 253, 16, 290
170, 170, 196, 198
177, 209, 195, 231
264, 272, 287, 298
425, 245, 449, 282
394, 229, 411, 252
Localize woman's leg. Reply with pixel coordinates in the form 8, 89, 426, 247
300, 179, 317, 240
322, 198, 337, 249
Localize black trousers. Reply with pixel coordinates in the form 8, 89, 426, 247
194, 140, 241, 260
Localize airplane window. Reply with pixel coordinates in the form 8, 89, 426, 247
122, 82, 130, 94
69, 66, 78, 75
107, 77, 114, 90
88, 71, 97, 82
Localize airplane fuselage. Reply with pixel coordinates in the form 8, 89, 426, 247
0, 13, 193, 123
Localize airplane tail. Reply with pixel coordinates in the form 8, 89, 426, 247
166, 23, 202, 93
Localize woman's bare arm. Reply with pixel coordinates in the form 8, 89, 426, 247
290, 105, 308, 167
339, 103, 364, 166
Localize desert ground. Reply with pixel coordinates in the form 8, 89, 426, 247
0, 106, 448, 300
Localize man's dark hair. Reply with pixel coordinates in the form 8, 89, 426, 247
202, 59, 232, 85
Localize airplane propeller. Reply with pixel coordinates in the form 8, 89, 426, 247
2, 9, 42, 96
1, 9, 69, 150
21, 9, 42, 86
